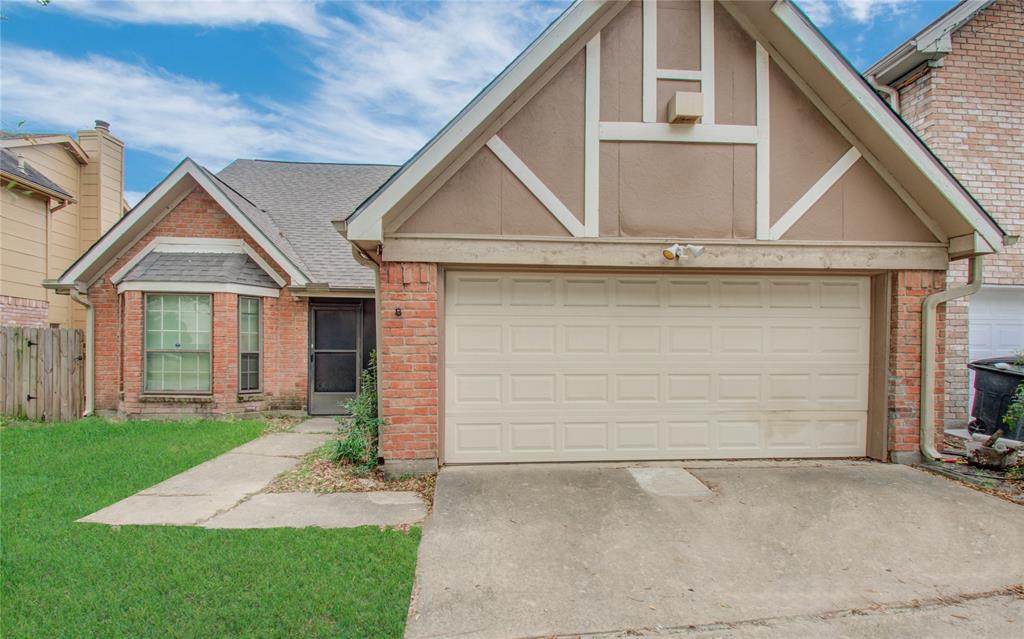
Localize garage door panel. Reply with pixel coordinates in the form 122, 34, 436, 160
445, 272, 870, 462
447, 368, 867, 410
446, 319, 868, 364
446, 412, 867, 462
447, 274, 870, 318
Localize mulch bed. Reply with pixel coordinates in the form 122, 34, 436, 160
267, 443, 436, 508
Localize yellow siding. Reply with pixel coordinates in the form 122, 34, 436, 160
0, 189, 49, 301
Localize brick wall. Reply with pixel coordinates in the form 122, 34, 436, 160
888, 270, 947, 457
894, 0, 1024, 426
0, 295, 49, 327
91, 186, 308, 418
377, 262, 439, 461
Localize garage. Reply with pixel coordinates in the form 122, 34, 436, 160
444, 272, 871, 463
968, 286, 1024, 411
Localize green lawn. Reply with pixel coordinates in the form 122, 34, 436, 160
1, 417, 420, 638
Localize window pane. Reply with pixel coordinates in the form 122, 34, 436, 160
240, 353, 259, 391
146, 294, 212, 353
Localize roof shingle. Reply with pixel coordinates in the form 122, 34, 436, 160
121, 252, 279, 288
216, 160, 397, 289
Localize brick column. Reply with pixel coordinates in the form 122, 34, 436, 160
212, 292, 239, 411
120, 290, 144, 413
378, 262, 440, 475
888, 270, 946, 462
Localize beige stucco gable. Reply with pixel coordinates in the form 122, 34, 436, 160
393, 0, 937, 245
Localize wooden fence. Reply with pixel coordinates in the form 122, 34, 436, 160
1, 326, 85, 422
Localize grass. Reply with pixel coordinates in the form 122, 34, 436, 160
1, 417, 420, 638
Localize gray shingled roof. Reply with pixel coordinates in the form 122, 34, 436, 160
121, 252, 279, 288
1, 148, 74, 199
216, 160, 398, 289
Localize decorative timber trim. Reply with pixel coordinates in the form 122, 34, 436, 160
642, 0, 657, 123
599, 122, 757, 144
485, 135, 585, 238
755, 42, 771, 240
770, 147, 862, 240
584, 34, 601, 238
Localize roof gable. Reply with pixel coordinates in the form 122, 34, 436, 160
56, 158, 310, 288
343, 0, 1005, 254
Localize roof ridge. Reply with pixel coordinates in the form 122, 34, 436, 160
237, 158, 402, 168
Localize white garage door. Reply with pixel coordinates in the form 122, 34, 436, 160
969, 286, 1024, 411
444, 272, 870, 463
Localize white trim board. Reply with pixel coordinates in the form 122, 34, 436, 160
57, 158, 309, 287
700, 0, 716, 124
486, 136, 585, 237
755, 42, 770, 240
116, 281, 281, 298
657, 69, 703, 81
770, 147, 862, 240
600, 122, 758, 144
642, 0, 657, 123
584, 34, 601, 238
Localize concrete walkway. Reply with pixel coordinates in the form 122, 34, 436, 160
79, 417, 426, 528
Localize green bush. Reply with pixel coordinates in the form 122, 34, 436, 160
333, 352, 381, 472
1004, 382, 1024, 429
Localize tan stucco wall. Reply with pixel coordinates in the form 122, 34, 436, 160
393, 0, 936, 245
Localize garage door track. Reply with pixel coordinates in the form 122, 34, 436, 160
406, 461, 1024, 638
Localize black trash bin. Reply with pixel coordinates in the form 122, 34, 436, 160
967, 356, 1024, 441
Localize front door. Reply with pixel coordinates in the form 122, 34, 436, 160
309, 302, 362, 415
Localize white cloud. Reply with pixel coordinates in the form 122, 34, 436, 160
1, 2, 563, 170
49, 0, 328, 37
1, 45, 290, 168
798, 0, 835, 25
797, 0, 912, 26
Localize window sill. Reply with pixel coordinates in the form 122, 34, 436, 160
139, 394, 214, 404
237, 393, 266, 401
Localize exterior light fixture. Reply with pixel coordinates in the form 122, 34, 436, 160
662, 244, 706, 261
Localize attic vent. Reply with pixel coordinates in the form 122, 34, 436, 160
667, 92, 704, 124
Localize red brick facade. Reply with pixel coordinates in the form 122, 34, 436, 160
0, 295, 49, 327
894, 0, 1024, 426
377, 262, 439, 461
90, 186, 309, 418
888, 271, 947, 457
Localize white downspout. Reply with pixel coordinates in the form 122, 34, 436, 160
69, 288, 95, 417
867, 74, 900, 114
920, 256, 982, 460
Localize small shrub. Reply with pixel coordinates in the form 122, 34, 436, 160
1004, 382, 1024, 430
332, 352, 381, 471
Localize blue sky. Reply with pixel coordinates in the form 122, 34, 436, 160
0, 0, 957, 204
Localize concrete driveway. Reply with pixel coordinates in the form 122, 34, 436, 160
406, 461, 1024, 638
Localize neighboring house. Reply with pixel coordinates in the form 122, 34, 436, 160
865, 0, 1023, 428
1, 121, 125, 328
339, 0, 1008, 475
49, 159, 396, 418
